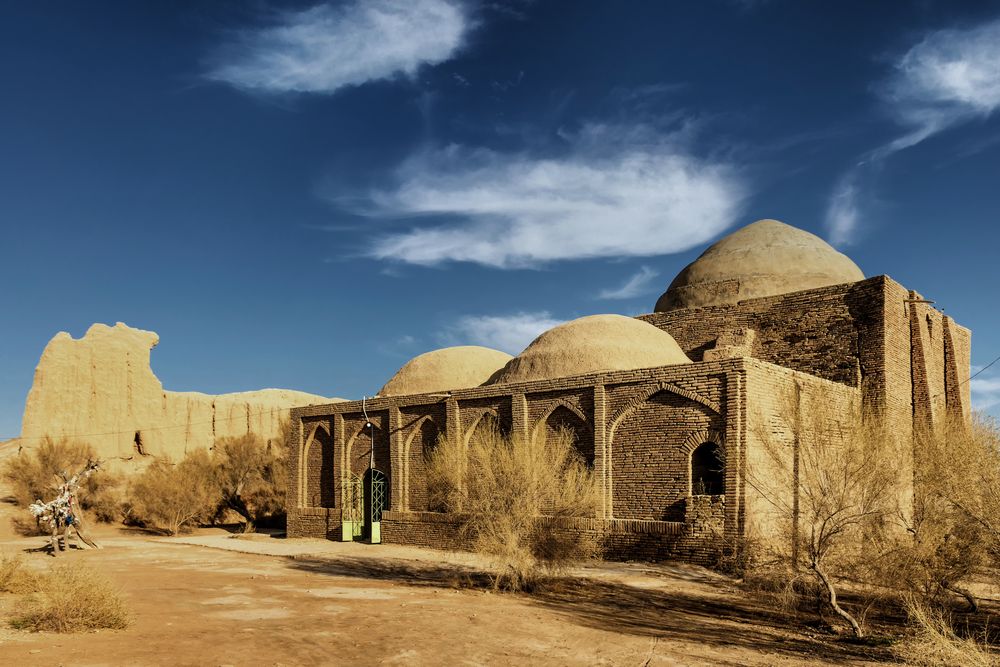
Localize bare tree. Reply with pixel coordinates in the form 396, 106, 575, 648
748, 386, 904, 638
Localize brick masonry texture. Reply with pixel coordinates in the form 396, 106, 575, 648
286, 275, 971, 567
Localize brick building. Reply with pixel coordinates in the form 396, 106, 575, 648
286, 219, 971, 564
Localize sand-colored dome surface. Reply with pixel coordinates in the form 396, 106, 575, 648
655, 219, 864, 312
487, 314, 691, 385
379, 346, 513, 396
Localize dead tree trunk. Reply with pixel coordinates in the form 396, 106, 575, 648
812, 561, 864, 638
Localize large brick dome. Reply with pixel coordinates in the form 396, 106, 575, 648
655, 219, 864, 312
486, 314, 690, 385
379, 346, 512, 396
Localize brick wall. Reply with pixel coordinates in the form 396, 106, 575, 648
610, 390, 722, 521
291, 361, 749, 562
743, 362, 862, 557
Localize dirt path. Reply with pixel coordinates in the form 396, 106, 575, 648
0, 526, 886, 666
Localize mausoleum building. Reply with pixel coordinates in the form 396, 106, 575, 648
286, 219, 971, 563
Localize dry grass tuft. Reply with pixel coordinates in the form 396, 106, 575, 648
892, 600, 996, 667
10, 563, 130, 632
0, 552, 40, 594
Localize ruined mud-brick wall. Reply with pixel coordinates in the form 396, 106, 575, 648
19, 322, 334, 465
289, 359, 796, 565
638, 275, 970, 440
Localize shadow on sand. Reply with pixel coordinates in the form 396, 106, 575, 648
285, 554, 887, 664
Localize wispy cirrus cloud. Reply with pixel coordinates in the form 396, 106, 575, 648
359, 124, 746, 268
442, 311, 564, 354
205, 0, 469, 95
597, 266, 660, 300
825, 174, 861, 247
882, 18, 1000, 155
826, 17, 1000, 245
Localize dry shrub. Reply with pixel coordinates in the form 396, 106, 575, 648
427, 425, 600, 591
126, 451, 219, 535
213, 429, 288, 530
892, 599, 996, 667
0, 552, 40, 594
748, 389, 905, 638
1, 437, 122, 521
10, 563, 130, 632
426, 426, 467, 514
742, 562, 824, 619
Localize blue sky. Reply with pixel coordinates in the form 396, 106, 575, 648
2, 0, 1000, 438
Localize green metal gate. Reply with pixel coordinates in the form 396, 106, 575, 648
341, 473, 364, 541
364, 468, 387, 544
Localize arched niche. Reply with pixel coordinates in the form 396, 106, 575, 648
303, 421, 335, 508
609, 390, 721, 521
405, 416, 440, 511
536, 403, 594, 466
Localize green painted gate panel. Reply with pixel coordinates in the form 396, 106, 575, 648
365, 469, 387, 544
342, 474, 363, 542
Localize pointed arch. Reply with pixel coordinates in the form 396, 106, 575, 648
533, 401, 594, 466
608, 382, 720, 441
345, 419, 388, 479
464, 408, 500, 445
531, 399, 590, 435
301, 420, 334, 508
403, 414, 440, 511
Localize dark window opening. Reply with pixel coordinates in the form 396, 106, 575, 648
691, 442, 724, 495
133, 431, 147, 456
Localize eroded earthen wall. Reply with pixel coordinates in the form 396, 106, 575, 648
20, 322, 334, 465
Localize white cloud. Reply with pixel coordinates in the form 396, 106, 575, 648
205, 0, 469, 94
882, 17, 1000, 155
443, 311, 565, 354
363, 126, 746, 267
824, 174, 860, 246
825, 18, 1000, 246
971, 375, 1000, 412
597, 266, 660, 300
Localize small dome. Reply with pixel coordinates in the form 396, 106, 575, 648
487, 314, 691, 385
655, 219, 864, 311
379, 346, 513, 396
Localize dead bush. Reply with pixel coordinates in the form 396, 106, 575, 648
427, 425, 600, 591
1, 437, 122, 522
892, 599, 996, 667
126, 451, 219, 535
0, 552, 40, 594
10, 563, 130, 632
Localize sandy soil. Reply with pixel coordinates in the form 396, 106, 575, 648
0, 517, 890, 667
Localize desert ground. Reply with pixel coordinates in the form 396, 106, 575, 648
0, 513, 894, 667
